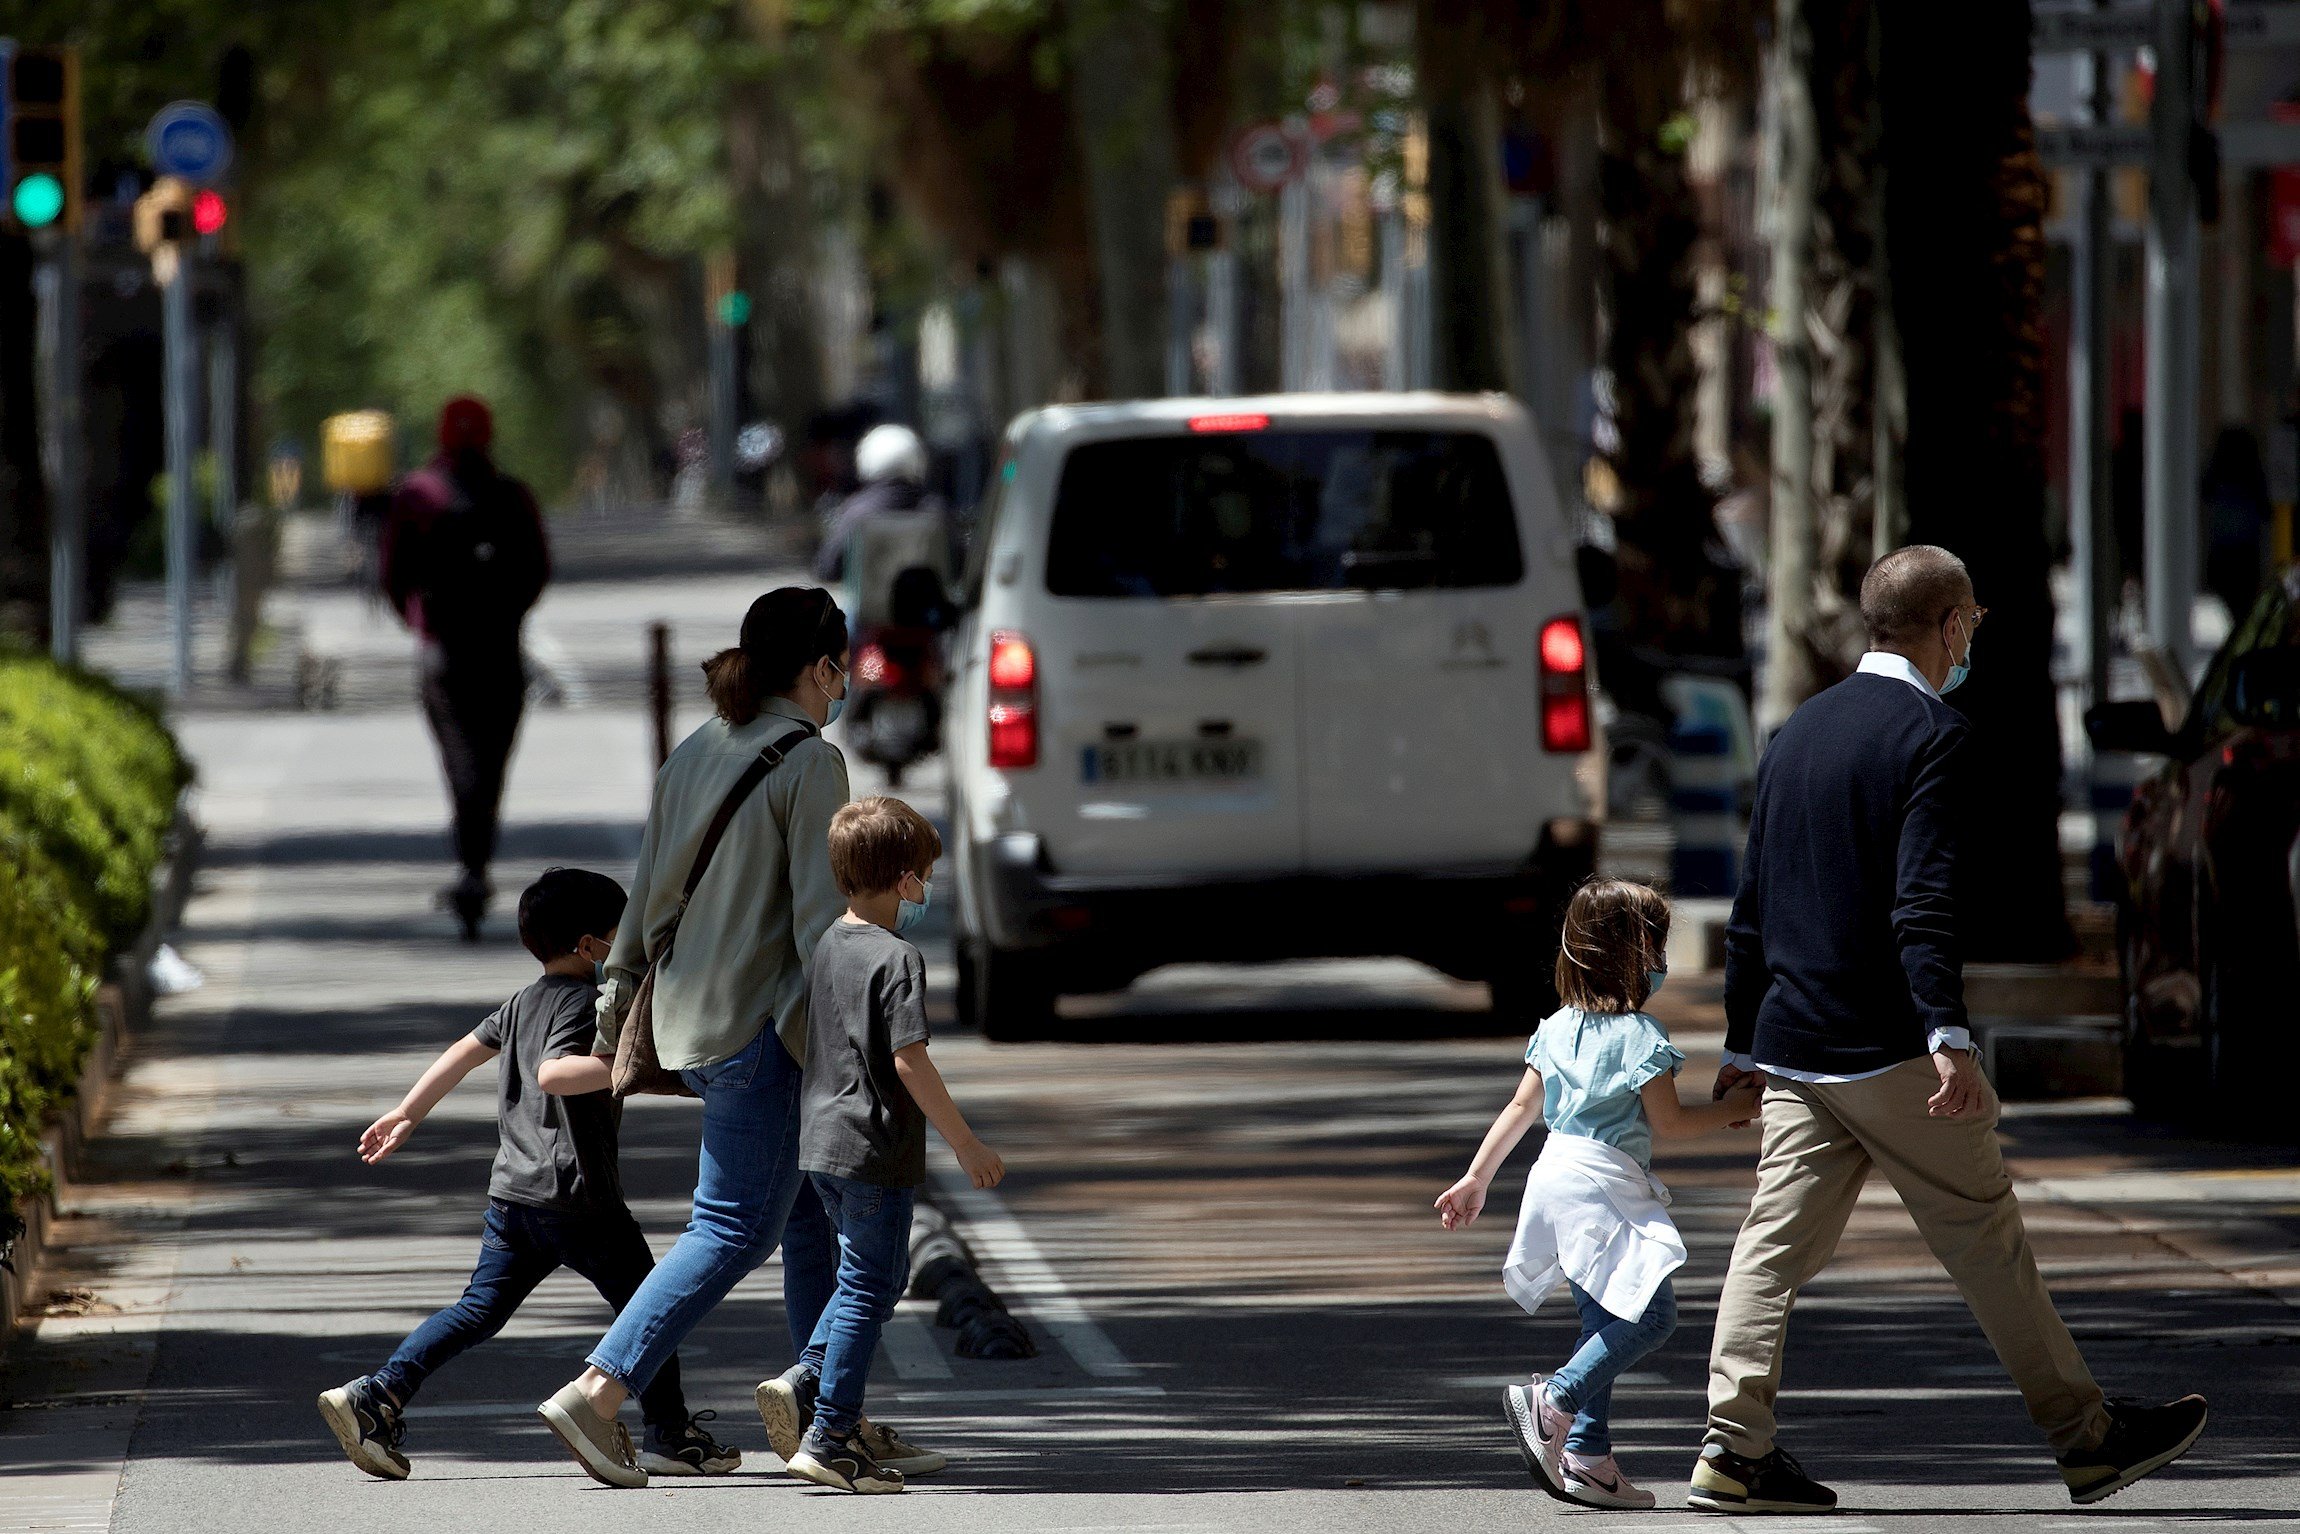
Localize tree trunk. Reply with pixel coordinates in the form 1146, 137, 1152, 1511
1415, 0, 1516, 393
1596, 14, 1736, 665
1881, 0, 2071, 959
1067, 0, 1178, 400
1761, 0, 1820, 734
0, 232, 49, 644
730, 79, 825, 442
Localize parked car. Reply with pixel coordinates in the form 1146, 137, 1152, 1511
941, 393, 1597, 1039
2087, 564, 2300, 1118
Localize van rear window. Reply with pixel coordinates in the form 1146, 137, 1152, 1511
1044, 430, 1526, 597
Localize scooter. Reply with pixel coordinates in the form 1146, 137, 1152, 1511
844, 566, 952, 787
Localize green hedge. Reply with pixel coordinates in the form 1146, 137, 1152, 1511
0, 652, 188, 1208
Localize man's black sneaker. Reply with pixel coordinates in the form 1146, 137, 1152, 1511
755, 1363, 819, 1462
640, 1410, 741, 1476
1687, 1443, 1837, 1514
317, 1377, 409, 1480
787, 1423, 906, 1495
2059, 1395, 2208, 1505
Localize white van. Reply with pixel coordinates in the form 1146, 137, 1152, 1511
943, 393, 1597, 1038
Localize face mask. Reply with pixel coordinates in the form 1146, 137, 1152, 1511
1645, 966, 1667, 1001
896, 878, 932, 934
823, 660, 848, 727
592, 958, 606, 985
1940, 612, 1973, 695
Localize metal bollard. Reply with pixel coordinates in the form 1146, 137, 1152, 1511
1668, 718, 1740, 897
649, 621, 673, 769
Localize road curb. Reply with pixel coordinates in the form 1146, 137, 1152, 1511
908, 1196, 1036, 1359
0, 797, 203, 1374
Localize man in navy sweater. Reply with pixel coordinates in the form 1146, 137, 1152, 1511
1688, 546, 2206, 1514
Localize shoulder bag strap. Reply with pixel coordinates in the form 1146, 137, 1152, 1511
653, 722, 818, 959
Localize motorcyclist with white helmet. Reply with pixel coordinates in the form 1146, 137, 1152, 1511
813, 424, 949, 608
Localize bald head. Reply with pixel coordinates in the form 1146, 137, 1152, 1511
1860, 545, 1972, 648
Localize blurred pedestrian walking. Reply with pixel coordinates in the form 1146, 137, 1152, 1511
1694, 544, 2207, 1513
1438, 880, 1760, 1511
379, 396, 551, 940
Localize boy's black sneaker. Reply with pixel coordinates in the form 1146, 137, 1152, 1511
755, 1363, 819, 1462
1687, 1443, 1837, 1514
640, 1410, 741, 1476
787, 1423, 906, 1495
317, 1377, 409, 1480
2058, 1395, 2208, 1505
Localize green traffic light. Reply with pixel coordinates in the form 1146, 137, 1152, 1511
12, 173, 64, 229
719, 290, 752, 326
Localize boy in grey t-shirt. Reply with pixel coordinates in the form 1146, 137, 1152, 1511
779, 797, 1003, 1495
316, 869, 735, 1483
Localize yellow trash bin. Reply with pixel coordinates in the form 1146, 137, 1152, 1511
321, 411, 397, 495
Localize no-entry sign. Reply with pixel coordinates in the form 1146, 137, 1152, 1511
1230, 122, 1306, 193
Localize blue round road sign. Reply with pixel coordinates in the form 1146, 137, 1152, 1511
146, 102, 235, 186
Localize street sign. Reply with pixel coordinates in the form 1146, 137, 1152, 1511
2225, 0, 2300, 48
1229, 121, 1306, 194
145, 100, 233, 185
2037, 123, 2151, 166
2032, 9, 2154, 53
2036, 1, 2300, 53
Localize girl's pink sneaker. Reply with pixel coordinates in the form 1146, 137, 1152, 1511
1561, 1450, 1656, 1510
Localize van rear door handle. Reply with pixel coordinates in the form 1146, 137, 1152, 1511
1187, 645, 1268, 668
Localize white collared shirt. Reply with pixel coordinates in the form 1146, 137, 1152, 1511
1722, 650, 1973, 1084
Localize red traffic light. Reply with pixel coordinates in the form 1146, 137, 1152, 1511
191, 188, 227, 235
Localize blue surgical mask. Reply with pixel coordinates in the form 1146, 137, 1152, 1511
1646, 966, 1668, 1000
896, 878, 932, 934
1941, 612, 1973, 694
823, 661, 848, 727
593, 958, 606, 985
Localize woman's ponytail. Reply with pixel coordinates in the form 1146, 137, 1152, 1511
702, 646, 763, 725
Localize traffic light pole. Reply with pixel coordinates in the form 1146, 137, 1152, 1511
32, 233, 82, 666
2144, 0, 2200, 679
163, 249, 198, 697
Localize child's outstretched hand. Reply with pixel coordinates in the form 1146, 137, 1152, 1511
955, 1136, 1005, 1190
360, 1110, 416, 1165
1721, 1079, 1764, 1129
1435, 1174, 1487, 1230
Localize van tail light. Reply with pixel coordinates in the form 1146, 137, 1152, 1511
1538, 614, 1591, 753
987, 630, 1039, 768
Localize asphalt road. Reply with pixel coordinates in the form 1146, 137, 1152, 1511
4, 553, 2298, 1534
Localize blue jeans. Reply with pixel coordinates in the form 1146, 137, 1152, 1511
798, 1172, 916, 1439
585, 1028, 839, 1394
1547, 1277, 1677, 1455
375, 1199, 687, 1428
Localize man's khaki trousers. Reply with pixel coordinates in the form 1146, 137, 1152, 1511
1705, 1057, 2111, 1459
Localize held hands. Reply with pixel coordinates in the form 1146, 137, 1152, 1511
1714, 1063, 1766, 1129
1434, 1174, 1486, 1230
359, 1110, 417, 1164
955, 1136, 1006, 1190
1927, 1047, 1985, 1118
1718, 1079, 1764, 1128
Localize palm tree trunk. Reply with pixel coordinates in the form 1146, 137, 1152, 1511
1881, 0, 2070, 959
1761, 0, 1820, 734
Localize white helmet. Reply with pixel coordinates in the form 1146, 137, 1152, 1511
855, 423, 929, 486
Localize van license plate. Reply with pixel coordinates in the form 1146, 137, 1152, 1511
1082, 739, 1263, 784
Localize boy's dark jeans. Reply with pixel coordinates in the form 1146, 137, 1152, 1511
373, 1198, 686, 1428
799, 1172, 916, 1440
